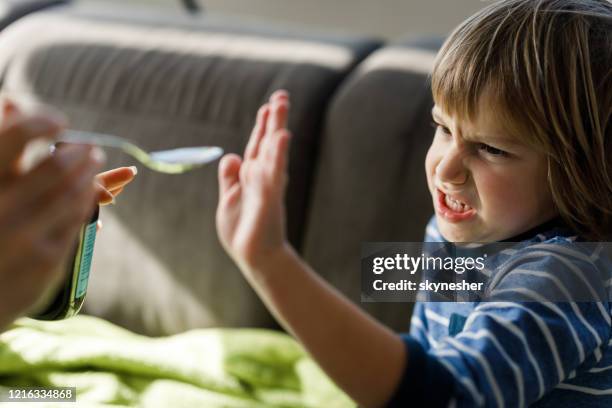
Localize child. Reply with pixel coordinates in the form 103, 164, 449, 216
216, 0, 612, 406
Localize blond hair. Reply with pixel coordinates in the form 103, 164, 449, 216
431, 0, 612, 240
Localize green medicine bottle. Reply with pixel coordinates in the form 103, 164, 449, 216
30, 206, 99, 320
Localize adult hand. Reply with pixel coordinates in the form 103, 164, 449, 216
0, 104, 104, 329
216, 90, 292, 272
96, 166, 137, 206
4, 100, 138, 229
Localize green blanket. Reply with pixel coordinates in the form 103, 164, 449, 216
0, 316, 355, 407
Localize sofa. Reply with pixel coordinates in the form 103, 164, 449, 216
0, 2, 440, 336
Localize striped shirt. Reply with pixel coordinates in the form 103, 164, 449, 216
388, 217, 612, 407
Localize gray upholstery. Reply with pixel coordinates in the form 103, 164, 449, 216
0, 0, 69, 30
0, 4, 442, 335
303, 41, 440, 331
0, 7, 380, 335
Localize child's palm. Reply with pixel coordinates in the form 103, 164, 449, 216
216, 91, 292, 269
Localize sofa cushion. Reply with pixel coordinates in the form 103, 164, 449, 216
0, 5, 381, 335
303, 38, 442, 331
0, 0, 69, 30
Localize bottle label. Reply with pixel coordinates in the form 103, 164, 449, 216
75, 220, 97, 298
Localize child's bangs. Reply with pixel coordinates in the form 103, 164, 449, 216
430, 3, 548, 150
430, 41, 535, 147
430, 40, 488, 125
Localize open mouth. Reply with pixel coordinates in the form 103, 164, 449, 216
436, 189, 476, 222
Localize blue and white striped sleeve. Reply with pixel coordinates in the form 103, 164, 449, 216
387, 248, 610, 407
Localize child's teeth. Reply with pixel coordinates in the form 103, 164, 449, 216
445, 194, 471, 212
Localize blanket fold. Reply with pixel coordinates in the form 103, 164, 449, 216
0, 316, 354, 407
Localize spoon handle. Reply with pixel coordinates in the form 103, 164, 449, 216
59, 130, 179, 173
60, 130, 131, 150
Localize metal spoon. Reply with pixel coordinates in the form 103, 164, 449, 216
59, 129, 224, 174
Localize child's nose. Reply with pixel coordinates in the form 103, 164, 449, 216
436, 146, 468, 185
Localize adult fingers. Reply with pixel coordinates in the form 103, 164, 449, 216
2, 98, 20, 120
0, 145, 103, 236
43, 188, 98, 246
95, 166, 137, 205
108, 186, 124, 196
0, 219, 81, 318
21, 157, 101, 240
0, 113, 66, 174
0, 196, 83, 284
95, 166, 137, 191
5, 145, 102, 214
97, 185, 125, 206
96, 185, 115, 205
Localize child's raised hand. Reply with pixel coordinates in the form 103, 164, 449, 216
216, 90, 292, 272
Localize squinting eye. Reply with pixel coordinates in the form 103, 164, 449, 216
477, 143, 508, 157
430, 121, 451, 135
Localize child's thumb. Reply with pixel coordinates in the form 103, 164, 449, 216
218, 154, 242, 195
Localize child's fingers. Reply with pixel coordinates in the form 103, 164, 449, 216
218, 154, 242, 196
220, 178, 242, 212
260, 100, 289, 166
270, 129, 292, 185
243, 90, 288, 161
269, 89, 289, 104
96, 166, 137, 191
267, 90, 289, 131
260, 91, 290, 160
244, 104, 269, 160
268, 99, 289, 135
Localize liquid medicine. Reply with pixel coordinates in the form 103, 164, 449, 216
30, 206, 99, 320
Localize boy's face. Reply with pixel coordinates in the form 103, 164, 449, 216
425, 102, 557, 242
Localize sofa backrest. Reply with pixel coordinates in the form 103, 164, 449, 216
303, 39, 440, 331
0, 0, 70, 31
0, 6, 381, 335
